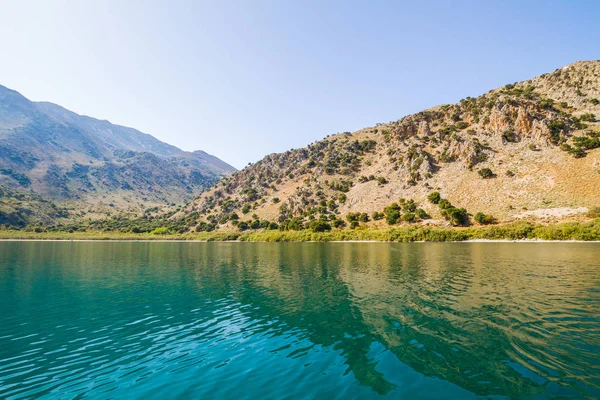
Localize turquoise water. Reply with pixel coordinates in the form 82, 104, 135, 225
0, 242, 599, 399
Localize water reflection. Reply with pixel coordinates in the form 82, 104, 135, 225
0, 242, 599, 398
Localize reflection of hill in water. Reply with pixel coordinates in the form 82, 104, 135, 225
181, 243, 599, 398
6, 242, 599, 398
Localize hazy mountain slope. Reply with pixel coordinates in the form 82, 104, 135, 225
0, 84, 235, 223
183, 61, 600, 231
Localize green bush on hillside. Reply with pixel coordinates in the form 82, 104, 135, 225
428, 192, 441, 204
309, 220, 331, 232
384, 203, 401, 225
478, 168, 494, 179
441, 207, 469, 226
438, 199, 452, 210
474, 212, 497, 225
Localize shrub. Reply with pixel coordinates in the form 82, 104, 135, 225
415, 208, 430, 219
506, 170, 515, 177
569, 147, 587, 158
579, 113, 596, 122
195, 222, 215, 232
438, 199, 452, 210
151, 227, 170, 235
573, 136, 600, 150
272, 197, 280, 204
402, 212, 416, 223
589, 98, 599, 105
403, 199, 417, 213
372, 211, 384, 220
588, 207, 600, 218
540, 98, 555, 109
377, 176, 389, 185
332, 219, 346, 228
547, 120, 565, 145
350, 220, 360, 229
478, 168, 494, 179
528, 143, 538, 151
358, 213, 370, 223
346, 212, 360, 222
502, 130, 519, 143
250, 219, 261, 229
242, 204, 251, 214
474, 212, 497, 225
427, 192, 441, 204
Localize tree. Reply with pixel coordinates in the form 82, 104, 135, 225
288, 217, 304, 230
309, 220, 331, 232
441, 207, 469, 226
384, 203, 401, 225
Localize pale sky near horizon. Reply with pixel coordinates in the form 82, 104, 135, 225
0, 1, 598, 169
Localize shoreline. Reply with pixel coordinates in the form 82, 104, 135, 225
1, 220, 599, 243
1, 238, 599, 243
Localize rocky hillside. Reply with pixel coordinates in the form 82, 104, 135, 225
0, 85, 235, 225
182, 61, 600, 232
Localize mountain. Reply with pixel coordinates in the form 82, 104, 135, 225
182, 61, 600, 231
0, 84, 235, 225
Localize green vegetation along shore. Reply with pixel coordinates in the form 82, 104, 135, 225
2, 220, 600, 242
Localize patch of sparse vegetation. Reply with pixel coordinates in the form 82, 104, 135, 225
478, 168, 494, 179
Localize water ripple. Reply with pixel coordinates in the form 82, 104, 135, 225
0, 242, 599, 398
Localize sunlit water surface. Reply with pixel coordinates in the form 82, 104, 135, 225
0, 242, 599, 399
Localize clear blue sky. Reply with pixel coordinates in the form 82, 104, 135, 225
0, 1, 598, 169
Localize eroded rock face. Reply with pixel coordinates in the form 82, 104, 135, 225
417, 120, 431, 137
488, 103, 514, 135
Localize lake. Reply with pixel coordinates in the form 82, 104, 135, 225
0, 242, 599, 399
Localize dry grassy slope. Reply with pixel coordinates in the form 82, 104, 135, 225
184, 61, 600, 228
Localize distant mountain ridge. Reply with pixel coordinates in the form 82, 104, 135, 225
0, 84, 235, 225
